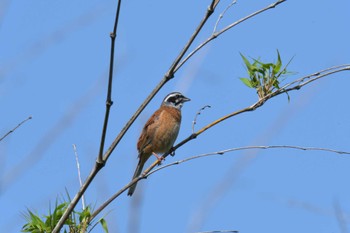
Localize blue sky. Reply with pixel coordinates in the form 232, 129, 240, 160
1, 0, 350, 232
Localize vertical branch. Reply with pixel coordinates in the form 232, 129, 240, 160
52, 1, 123, 232
97, 0, 123, 164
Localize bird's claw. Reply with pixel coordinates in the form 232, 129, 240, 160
152, 152, 165, 165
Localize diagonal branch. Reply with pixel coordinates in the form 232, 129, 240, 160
175, 0, 286, 73
0, 116, 32, 142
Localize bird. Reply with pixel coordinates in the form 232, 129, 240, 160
127, 92, 190, 196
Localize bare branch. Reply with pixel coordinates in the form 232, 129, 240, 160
0, 116, 32, 142
211, 0, 221, 10
97, 0, 123, 165
73, 144, 86, 210
213, 0, 237, 33
175, 0, 287, 73
192, 105, 211, 133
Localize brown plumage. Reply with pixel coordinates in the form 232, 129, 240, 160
128, 92, 190, 196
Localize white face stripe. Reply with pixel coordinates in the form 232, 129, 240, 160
162, 92, 188, 109
163, 92, 182, 103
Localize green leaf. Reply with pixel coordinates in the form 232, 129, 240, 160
79, 206, 91, 222
240, 53, 254, 75
100, 218, 109, 233
273, 50, 282, 74
239, 77, 253, 88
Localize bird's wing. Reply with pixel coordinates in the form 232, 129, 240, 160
137, 108, 162, 156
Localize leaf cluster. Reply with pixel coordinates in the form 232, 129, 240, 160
21, 198, 108, 233
240, 50, 293, 100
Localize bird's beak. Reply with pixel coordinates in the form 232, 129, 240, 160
182, 96, 191, 102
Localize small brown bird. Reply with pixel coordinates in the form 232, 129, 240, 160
127, 92, 190, 196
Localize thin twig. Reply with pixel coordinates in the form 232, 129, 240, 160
192, 105, 211, 133
0, 116, 32, 142
213, 0, 237, 33
175, 0, 287, 73
90, 144, 350, 220
72, 144, 85, 209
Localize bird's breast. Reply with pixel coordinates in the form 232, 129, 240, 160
151, 106, 181, 154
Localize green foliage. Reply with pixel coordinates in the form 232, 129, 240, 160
239, 50, 293, 100
22, 198, 108, 233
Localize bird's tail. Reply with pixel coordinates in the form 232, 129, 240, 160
127, 158, 145, 196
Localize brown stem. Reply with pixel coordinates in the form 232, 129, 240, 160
52, 0, 123, 231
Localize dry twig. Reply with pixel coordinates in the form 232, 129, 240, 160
0, 116, 32, 142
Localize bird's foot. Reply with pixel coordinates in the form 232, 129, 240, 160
152, 152, 165, 165
170, 147, 176, 157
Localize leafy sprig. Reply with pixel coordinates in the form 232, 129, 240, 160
240, 50, 293, 100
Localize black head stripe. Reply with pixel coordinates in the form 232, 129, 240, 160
164, 92, 181, 103
162, 92, 188, 108
167, 96, 178, 104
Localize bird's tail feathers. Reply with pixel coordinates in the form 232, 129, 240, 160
127, 158, 145, 196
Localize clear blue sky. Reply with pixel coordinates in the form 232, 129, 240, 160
1, 0, 350, 232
